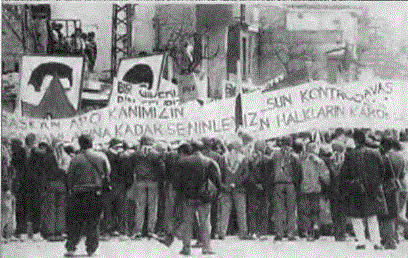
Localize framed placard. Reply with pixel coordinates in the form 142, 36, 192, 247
18, 55, 85, 119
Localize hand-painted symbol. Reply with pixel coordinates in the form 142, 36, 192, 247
28, 62, 73, 92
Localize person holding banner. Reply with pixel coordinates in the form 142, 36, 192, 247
270, 136, 302, 241
339, 129, 387, 251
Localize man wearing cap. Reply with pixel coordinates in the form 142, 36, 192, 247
270, 136, 302, 241
64, 134, 111, 257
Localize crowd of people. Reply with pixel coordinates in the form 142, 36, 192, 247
48, 23, 98, 72
1, 128, 408, 256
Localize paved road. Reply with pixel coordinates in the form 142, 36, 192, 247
1, 236, 408, 258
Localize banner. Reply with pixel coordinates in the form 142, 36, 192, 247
2, 98, 237, 145
241, 79, 407, 140
17, 55, 85, 118
111, 78, 181, 107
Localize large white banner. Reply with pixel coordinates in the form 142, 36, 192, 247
2, 98, 237, 145
241, 79, 407, 140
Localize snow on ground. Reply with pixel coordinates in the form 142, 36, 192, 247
1, 236, 408, 258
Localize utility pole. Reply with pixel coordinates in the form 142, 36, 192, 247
111, 4, 134, 78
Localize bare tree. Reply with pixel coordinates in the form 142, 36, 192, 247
161, 25, 219, 75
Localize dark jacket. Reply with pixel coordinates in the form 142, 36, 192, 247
322, 156, 342, 200
119, 149, 138, 189
133, 150, 165, 182
26, 147, 43, 193
162, 151, 181, 185
176, 152, 222, 201
11, 145, 27, 193
67, 149, 111, 193
270, 149, 303, 192
339, 145, 388, 218
248, 154, 274, 195
39, 151, 66, 191
381, 150, 406, 218
201, 149, 228, 184
103, 149, 123, 184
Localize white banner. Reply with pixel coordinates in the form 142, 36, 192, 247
241, 79, 407, 140
2, 98, 237, 145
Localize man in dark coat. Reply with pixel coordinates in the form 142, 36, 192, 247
378, 137, 408, 249
64, 135, 111, 257
339, 129, 388, 250
10, 139, 28, 239
247, 140, 274, 241
323, 142, 347, 242
24, 134, 42, 239
158, 142, 222, 256
200, 138, 228, 241
100, 139, 129, 239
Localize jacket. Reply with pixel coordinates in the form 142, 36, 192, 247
67, 149, 111, 193
223, 153, 250, 192
299, 153, 330, 194
134, 150, 165, 182
119, 149, 138, 189
176, 152, 222, 200
339, 145, 388, 218
201, 149, 228, 182
270, 149, 302, 191
248, 154, 274, 194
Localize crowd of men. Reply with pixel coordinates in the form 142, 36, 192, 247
1, 128, 408, 256
48, 23, 98, 72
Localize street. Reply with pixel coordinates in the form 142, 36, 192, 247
1, 236, 408, 258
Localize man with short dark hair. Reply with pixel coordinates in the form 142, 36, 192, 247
339, 129, 387, 250
247, 140, 274, 241
100, 139, 128, 239
64, 135, 111, 257
159, 142, 222, 256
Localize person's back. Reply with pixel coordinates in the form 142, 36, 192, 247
64, 134, 109, 257
344, 146, 384, 187
177, 152, 221, 200
177, 153, 207, 200
67, 148, 110, 193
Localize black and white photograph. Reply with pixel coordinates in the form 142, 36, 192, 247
1, 1, 408, 257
